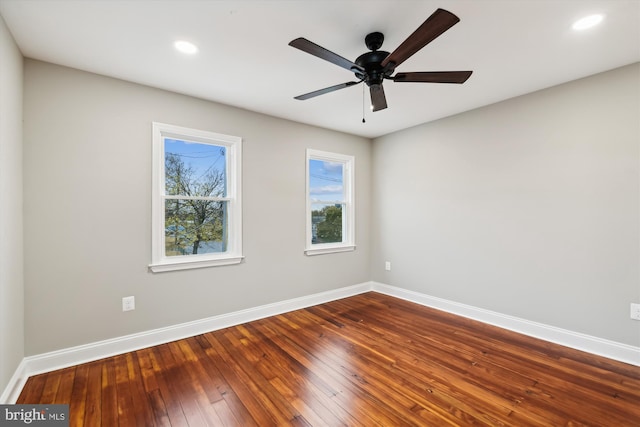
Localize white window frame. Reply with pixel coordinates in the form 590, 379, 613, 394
150, 122, 243, 272
305, 149, 355, 256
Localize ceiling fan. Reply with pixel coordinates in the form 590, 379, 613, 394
289, 8, 472, 112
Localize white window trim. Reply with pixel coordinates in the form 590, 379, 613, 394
149, 122, 243, 272
305, 149, 355, 256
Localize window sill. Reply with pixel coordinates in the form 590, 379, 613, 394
149, 255, 244, 273
305, 245, 355, 256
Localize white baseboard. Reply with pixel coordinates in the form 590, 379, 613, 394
371, 282, 640, 367
3, 281, 638, 403
0, 359, 28, 405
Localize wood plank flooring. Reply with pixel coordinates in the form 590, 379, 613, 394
17, 292, 640, 426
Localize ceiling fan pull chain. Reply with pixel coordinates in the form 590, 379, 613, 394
362, 83, 366, 123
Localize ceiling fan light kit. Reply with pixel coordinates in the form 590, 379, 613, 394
289, 8, 473, 113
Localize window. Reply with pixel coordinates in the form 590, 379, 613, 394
150, 122, 242, 272
306, 149, 355, 255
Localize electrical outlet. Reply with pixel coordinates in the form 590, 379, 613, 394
122, 296, 135, 312
385, 261, 391, 271
631, 303, 640, 321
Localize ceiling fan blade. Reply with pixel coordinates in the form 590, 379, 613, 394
289, 38, 364, 73
381, 8, 460, 70
370, 84, 388, 112
393, 71, 473, 83
294, 81, 361, 100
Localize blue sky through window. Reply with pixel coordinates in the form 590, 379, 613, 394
309, 159, 344, 203
165, 138, 226, 194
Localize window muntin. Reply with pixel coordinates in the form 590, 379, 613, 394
151, 123, 242, 272
306, 149, 354, 255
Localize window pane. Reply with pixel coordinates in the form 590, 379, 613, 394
309, 159, 344, 203
165, 139, 227, 197
165, 199, 227, 256
305, 149, 354, 255
311, 203, 343, 244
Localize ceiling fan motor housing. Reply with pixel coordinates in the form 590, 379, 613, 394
355, 32, 394, 86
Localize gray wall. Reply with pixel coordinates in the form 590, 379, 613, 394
16, 57, 640, 358
23, 60, 371, 356
0, 15, 24, 395
372, 63, 640, 346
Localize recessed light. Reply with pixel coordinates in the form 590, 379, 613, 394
572, 14, 604, 31
174, 40, 198, 54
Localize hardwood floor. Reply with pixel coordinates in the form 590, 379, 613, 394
17, 292, 640, 426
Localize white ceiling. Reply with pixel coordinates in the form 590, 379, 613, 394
1, 0, 639, 138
